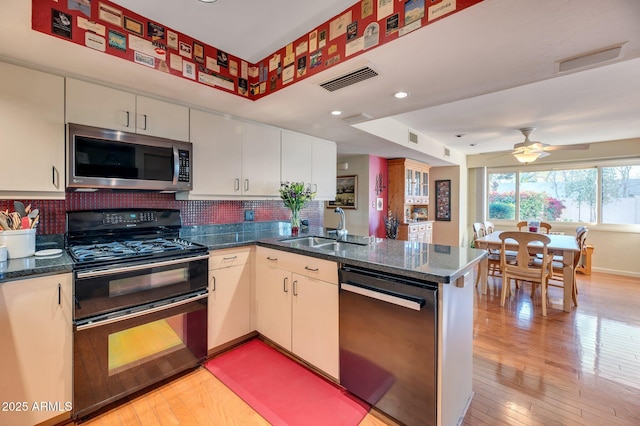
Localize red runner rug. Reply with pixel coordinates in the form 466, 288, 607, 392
204, 339, 369, 426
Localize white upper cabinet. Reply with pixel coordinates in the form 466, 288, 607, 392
0, 61, 65, 198
281, 130, 312, 186
311, 136, 337, 200
241, 121, 281, 197
66, 78, 135, 131
135, 95, 189, 141
186, 109, 242, 197
280, 130, 337, 200
65, 78, 189, 141
179, 109, 281, 199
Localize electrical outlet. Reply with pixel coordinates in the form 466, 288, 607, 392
244, 210, 254, 221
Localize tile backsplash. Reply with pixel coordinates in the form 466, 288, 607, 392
0, 192, 324, 235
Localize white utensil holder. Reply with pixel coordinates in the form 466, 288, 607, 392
0, 228, 36, 259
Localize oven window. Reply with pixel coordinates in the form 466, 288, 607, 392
108, 314, 186, 375
109, 267, 189, 297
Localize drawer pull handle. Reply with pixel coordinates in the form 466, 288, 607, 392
223, 256, 238, 261
267, 256, 278, 261
304, 266, 319, 272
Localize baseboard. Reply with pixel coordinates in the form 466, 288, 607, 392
591, 267, 640, 279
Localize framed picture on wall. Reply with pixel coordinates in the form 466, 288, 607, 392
327, 175, 358, 209
435, 179, 451, 221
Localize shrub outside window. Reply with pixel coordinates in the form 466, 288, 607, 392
488, 164, 640, 225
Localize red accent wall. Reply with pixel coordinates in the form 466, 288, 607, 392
0, 194, 324, 235
368, 156, 388, 238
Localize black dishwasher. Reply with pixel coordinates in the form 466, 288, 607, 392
339, 265, 438, 426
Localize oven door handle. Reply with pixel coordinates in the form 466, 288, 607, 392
75, 292, 208, 331
76, 254, 211, 279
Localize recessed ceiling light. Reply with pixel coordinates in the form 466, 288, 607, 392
393, 91, 409, 99
199, 0, 219, 3
330, 110, 343, 116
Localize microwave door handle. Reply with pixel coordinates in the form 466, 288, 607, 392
173, 146, 179, 185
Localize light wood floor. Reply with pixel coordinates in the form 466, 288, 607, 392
76, 272, 640, 426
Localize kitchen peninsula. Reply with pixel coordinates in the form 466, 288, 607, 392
199, 226, 486, 426
1, 225, 485, 426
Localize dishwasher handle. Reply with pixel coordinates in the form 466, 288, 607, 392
341, 282, 425, 311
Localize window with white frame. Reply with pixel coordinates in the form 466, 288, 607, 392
487, 162, 640, 225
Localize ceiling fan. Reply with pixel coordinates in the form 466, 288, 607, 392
512, 127, 589, 163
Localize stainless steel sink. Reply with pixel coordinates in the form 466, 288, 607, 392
316, 241, 358, 251
279, 236, 337, 247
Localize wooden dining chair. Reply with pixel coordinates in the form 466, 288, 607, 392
473, 223, 493, 286
534, 226, 588, 307
474, 222, 515, 288
484, 221, 495, 234
516, 221, 552, 233
499, 231, 552, 316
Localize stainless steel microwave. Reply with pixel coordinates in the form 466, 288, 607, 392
67, 123, 193, 192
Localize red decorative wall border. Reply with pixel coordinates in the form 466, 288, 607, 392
32, 0, 484, 101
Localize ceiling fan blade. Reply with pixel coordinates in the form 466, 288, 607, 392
543, 144, 590, 151
538, 151, 551, 159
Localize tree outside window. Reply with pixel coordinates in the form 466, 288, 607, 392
488, 165, 640, 225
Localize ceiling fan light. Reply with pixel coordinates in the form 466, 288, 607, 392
514, 151, 540, 164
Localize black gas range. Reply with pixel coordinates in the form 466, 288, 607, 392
67, 209, 209, 420
66, 208, 208, 269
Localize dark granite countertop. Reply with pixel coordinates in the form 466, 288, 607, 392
186, 224, 486, 284
0, 222, 486, 285
258, 233, 486, 284
0, 250, 74, 282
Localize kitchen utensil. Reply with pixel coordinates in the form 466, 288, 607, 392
9, 212, 21, 230
30, 215, 39, 229
0, 215, 8, 231
21, 217, 30, 229
28, 208, 39, 219
14, 201, 27, 217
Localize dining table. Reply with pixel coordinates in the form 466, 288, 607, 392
474, 230, 580, 312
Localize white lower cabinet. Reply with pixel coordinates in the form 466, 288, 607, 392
255, 247, 339, 379
208, 248, 252, 351
0, 273, 72, 426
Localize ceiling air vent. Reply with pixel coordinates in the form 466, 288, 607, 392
408, 131, 418, 144
342, 113, 373, 124
320, 66, 379, 92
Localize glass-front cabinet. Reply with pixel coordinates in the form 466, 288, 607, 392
388, 158, 432, 242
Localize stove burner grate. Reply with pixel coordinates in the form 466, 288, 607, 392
69, 238, 197, 263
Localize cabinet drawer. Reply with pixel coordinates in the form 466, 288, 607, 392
256, 246, 297, 270
256, 247, 337, 284
210, 247, 251, 269
290, 256, 338, 284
